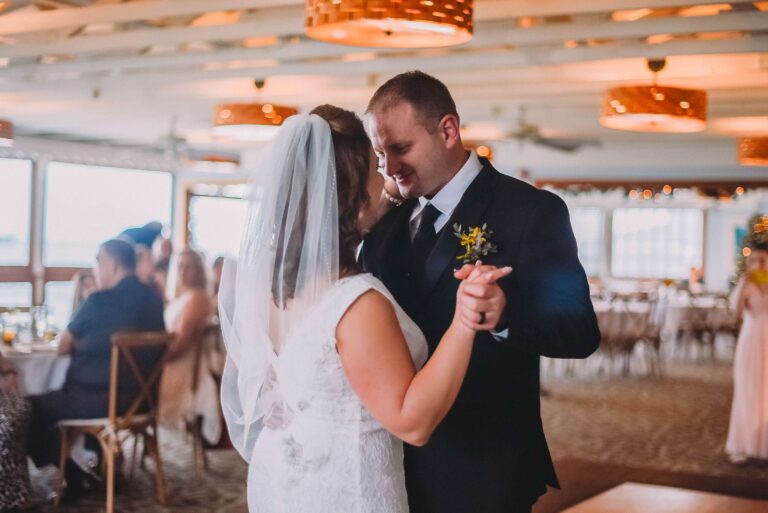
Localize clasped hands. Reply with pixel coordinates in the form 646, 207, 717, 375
454, 261, 511, 332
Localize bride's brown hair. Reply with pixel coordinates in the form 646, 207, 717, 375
310, 105, 371, 274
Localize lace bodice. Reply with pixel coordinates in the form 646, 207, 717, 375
244, 273, 427, 513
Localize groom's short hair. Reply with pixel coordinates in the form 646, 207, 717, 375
366, 71, 458, 134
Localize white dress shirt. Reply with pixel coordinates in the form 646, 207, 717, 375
409, 150, 483, 240
408, 151, 509, 339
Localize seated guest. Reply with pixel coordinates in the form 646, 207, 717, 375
158, 249, 221, 444
119, 221, 163, 249
210, 256, 225, 316
70, 269, 97, 321
152, 236, 173, 264
136, 245, 164, 299
27, 239, 165, 498
211, 256, 224, 297
154, 255, 171, 305
0, 356, 31, 511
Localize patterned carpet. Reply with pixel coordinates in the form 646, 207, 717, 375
20, 355, 766, 512
542, 359, 768, 482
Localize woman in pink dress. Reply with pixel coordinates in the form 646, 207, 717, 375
727, 245, 768, 463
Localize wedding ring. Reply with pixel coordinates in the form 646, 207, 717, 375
479, 312, 486, 324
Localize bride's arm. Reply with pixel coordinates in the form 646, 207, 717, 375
336, 267, 511, 446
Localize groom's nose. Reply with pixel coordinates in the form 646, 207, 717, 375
382, 155, 399, 177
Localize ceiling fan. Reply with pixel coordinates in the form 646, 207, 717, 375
463, 106, 601, 153
507, 106, 602, 153
16, 116, 239, 168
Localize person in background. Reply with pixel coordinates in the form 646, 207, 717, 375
152, 236, 173, 264
0, 355, 31, 511
70, 269, 97, 321
726, 244, 768, 464
154, 254, 172, 304
688, 266, 704, 294
119, 221, 163, 249
27, 239, 165, 501
136, 245, 164, 299
158, 249, 220, 444
211, 256, 225, 298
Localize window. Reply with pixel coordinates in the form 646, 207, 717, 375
44, 281, 75, 329
44, 163, 172, 267
570, 207, 604, 277
187, 185, 249, 261
0, 283, 32, 307
611, 208, 703, 279
0, 159, 32, 266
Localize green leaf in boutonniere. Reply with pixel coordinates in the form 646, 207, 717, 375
454, 223, 498, 264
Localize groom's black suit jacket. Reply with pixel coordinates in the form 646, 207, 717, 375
361, 161, 600, 513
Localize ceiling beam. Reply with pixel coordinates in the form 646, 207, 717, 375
0, 6, 303, 58
3, 8, 766, 69
0, 0, 752, 36
3, 34, 765, 92
473, 0, 756, 19
486, 10, 768, 47
0, 38, 359, 78
0, 0, 299, 36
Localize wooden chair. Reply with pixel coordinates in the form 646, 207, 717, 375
55, 331, 173, 513
600, 295, 651, 376
186, 320, 223, 479
638, 296, 665, 376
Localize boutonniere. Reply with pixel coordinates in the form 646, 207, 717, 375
750, 270, 768, 286
453, 223, 498, 264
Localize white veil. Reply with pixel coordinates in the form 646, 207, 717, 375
218, 114, 340, 460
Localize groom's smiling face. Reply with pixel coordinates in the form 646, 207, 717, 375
368, 101, 456, 199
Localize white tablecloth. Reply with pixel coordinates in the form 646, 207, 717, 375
1, 346, 70, 396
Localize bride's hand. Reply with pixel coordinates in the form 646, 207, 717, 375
453, 262, 513, 332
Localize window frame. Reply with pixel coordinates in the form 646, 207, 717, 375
0, 157, 174, 308
0, 158, 35, 301
183, 180, 248, 253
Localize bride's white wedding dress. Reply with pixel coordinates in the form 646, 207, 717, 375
245, 273, 428, 513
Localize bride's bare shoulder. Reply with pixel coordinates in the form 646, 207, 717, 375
336, 287, 399, 343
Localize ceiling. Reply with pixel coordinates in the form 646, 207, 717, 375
0, 0, 767, 180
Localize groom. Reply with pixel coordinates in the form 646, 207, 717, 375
361, 71, 600, 513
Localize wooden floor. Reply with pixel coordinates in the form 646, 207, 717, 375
562, 483, 768, 513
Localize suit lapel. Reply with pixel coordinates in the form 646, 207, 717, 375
366, 198, 417, 279
421, 163, 498, 298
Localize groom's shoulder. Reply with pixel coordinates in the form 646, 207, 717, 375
486, 165, 563, 210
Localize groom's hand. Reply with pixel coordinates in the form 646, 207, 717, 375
454, 262, 511, 331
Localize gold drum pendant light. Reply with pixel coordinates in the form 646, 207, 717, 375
739, 137, 768, 167
212, 103, 298, 141
305, 0, 473, 48
600, 58, 707, 133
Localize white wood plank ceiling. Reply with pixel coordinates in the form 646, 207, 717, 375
0, 0, 766, 177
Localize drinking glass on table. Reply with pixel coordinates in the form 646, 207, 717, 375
2, 320, 16, 346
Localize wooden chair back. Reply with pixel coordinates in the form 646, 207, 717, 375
109, 331, 173, 428
191, 319, 222, 393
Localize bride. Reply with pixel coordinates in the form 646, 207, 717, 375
219, 105, 510, 512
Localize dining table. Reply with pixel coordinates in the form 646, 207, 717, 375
1, 342, 70, 396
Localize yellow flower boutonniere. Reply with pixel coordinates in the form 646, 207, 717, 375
749, 270, 768, 286
454, 223, 498, 264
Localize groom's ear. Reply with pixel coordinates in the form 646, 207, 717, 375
437, 114, 462, 149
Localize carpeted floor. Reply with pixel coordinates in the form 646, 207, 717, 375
21, 357, 768, 512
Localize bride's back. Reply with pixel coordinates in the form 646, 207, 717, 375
248, 273, 426, 513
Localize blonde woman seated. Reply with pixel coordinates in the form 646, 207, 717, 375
70, 269, 97, 320
158, 249, 221, 444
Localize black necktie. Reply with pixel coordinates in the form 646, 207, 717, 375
412, 203, 441, 266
